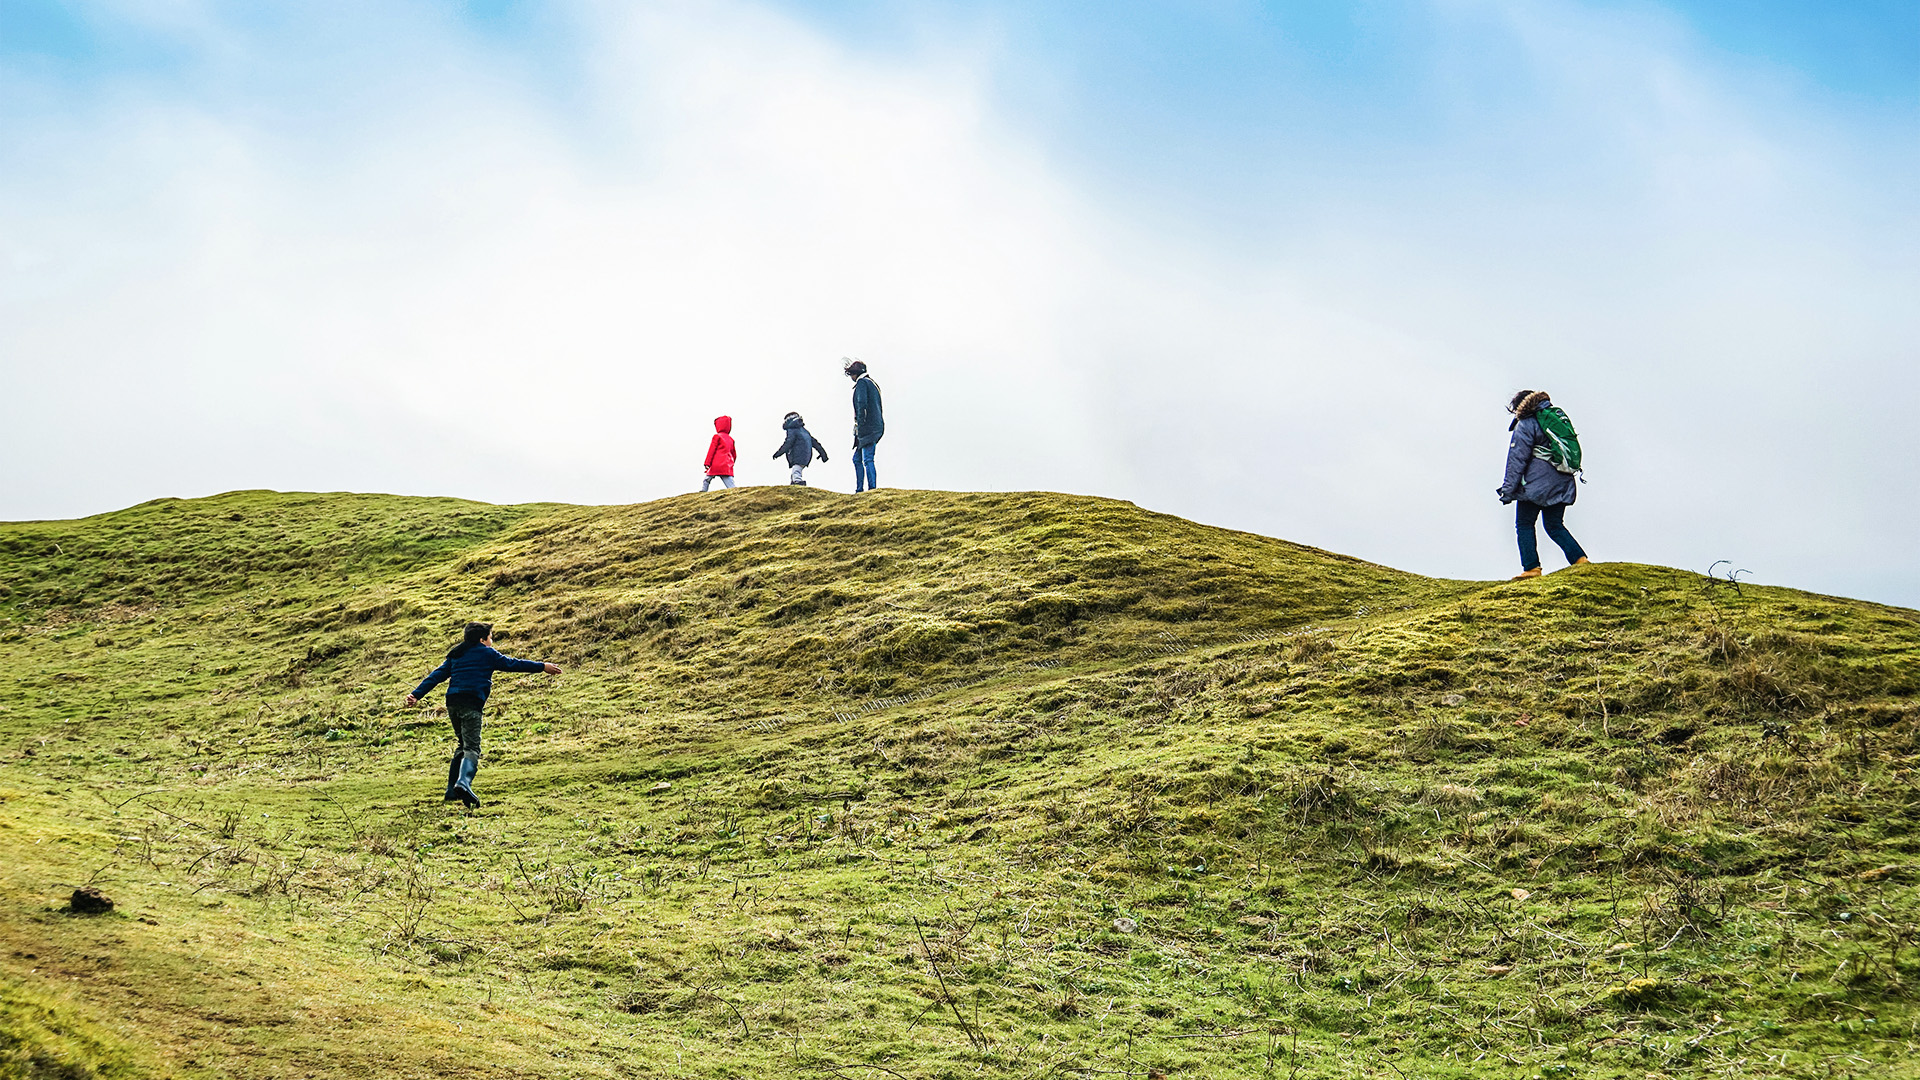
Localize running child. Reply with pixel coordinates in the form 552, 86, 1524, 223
405, 622, 561, 807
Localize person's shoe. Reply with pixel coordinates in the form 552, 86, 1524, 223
790, 480, 807, 486
1511, 567, 1543, 580
443, 753, 463, 801
452, 754, 482, 808
1572, 556, 1591, 565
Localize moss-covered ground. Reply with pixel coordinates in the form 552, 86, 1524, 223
1, 488, 1916, 1078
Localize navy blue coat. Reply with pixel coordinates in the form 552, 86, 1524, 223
851, 375, 884, 448
1499, 416, 1577, 507
411, 644, 546, 703
773, 416, 828, 467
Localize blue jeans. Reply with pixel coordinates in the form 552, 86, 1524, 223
853, 444, 877, 491
1516, 501, 1586, 571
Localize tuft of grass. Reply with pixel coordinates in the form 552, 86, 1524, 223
0, 975, 149, 1079
1, 488, 1917, 1078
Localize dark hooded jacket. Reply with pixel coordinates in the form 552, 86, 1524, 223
704, 416, 736, 477
1498, 391, 1577, 507
773, 415, 829, 468
410, 644, 547, 704
851, 374, 884, 449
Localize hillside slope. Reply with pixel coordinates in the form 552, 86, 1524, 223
1, 489, 1916, 1079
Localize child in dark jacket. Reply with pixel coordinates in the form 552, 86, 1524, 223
772, 412, 829, 486
702, 415, 737, 491
406, 622, 561, 807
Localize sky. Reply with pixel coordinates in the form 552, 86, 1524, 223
1, 0, 1916, 606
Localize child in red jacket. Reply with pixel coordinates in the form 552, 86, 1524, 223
702, 416, 736, 490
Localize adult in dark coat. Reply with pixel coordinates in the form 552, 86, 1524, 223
1497, 390, 1590, 579
845, 358, 884, 491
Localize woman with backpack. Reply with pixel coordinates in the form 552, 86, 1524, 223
1497, 390, 1590, 580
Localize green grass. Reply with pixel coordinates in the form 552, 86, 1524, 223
1, 487, 1916, 1078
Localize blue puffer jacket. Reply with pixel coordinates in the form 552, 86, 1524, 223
411, 644, 547, 703
1499, 416, 1577, 507
773, 415, 829, 467
851, 375, 884, 448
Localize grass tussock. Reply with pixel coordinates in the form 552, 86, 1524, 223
1, 488, 1917, 1078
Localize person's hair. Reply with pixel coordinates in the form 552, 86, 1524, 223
784, 411, 803, 424
1507, 389, 1537, 414
447, 621, 492, 660
843, 358, 867, 377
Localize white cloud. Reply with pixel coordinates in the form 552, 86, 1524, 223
1086, 0, 1920, 602
2, 0, 1120, 511
1, 0, 1915, 605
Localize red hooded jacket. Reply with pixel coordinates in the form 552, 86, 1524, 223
704, 416, 736, 476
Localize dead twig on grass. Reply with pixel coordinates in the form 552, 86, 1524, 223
913, 915, 985, 1051
100, 787, 169, 812
695, 983, 750, 1038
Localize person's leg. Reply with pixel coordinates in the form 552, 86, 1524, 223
453, 754, 480, 807
861, 445, 878, 490
853, 445, 866, 492
1540, 505, 1588, 564
700, 475, 713, 492
790, 465, 806, 485
1515, 501, 1543, 572
443, 706, 467, 800
449, 698, 484, 807
721, 475, 736, 489
460, 710, 482, 763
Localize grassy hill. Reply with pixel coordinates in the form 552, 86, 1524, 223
1, 488, 1915, 1079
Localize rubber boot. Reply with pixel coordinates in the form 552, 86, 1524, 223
452, 754, 481, 808
1511, 567, 1542, 580
443, 753, 463, 802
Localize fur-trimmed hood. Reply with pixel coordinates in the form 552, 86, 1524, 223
1509, 390, 1551, 428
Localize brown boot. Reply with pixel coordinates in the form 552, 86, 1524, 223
1511, 567, 1542, 580
1572, 557, 1591, 565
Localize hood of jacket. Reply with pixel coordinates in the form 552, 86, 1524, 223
783, 414, 805, 430
1512, 391, 1551, 420
714, 415, 731, 434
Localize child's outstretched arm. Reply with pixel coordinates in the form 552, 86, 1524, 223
405, 658, 452, 706
812, 436, 829, 463
487, 647, 562, 676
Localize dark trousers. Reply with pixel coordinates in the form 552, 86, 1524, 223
447, 693, 484, 760
1516, 501, 1586, 571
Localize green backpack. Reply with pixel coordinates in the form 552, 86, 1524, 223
1532, 405, 1582, 475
